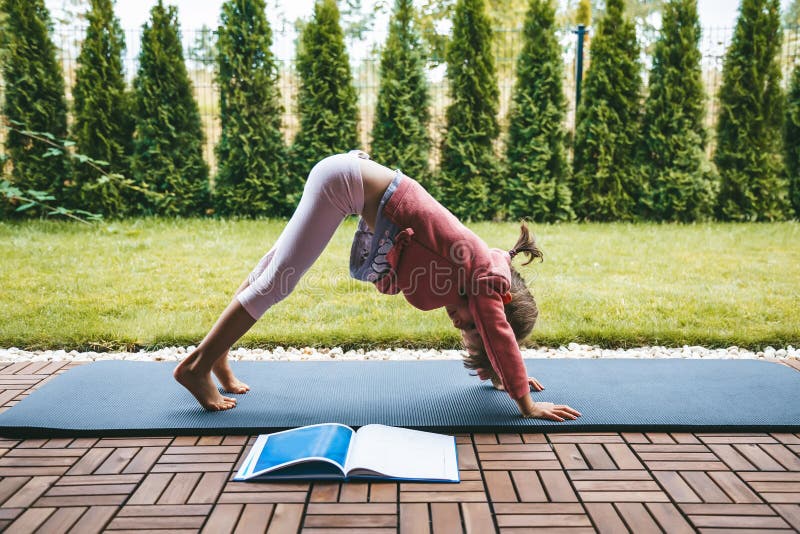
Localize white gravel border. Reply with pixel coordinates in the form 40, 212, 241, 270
1, 344, 797, 363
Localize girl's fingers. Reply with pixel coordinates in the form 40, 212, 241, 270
555, 405, 582, 416
528, 378, 544, 391
554, 410, 578, 420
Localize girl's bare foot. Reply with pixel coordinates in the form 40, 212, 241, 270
174, 354, 238, 411
212, 355, 250, 394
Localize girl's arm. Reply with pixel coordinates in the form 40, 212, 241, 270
467, 274, 581, 422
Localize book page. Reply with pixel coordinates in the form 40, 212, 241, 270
345, 424, 458, 481
249, 423, 354, 477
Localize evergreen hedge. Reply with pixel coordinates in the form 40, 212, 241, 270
131, 0, 209, 216
72, 0, 134, 217
439, 0, 500, 221
504, 0, 573, 222
370, 0, 431, 184
572, 0, 642, 221
214, 0, 288, 218
786, 61, 800, 217
638, 0, 717, 221
289, 0, 358, 210
0, 0, 71, 215
714, 0, 788, 221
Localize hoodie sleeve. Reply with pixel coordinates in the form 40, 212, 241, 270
467, 273, 531, 400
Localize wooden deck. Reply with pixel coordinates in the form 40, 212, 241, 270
0, 359, 798, 533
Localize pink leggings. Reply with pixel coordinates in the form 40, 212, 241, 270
236, 153, 365, 319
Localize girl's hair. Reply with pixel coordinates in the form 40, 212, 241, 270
462, 221, 542, 382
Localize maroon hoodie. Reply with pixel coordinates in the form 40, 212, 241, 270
372, 175, 530, 400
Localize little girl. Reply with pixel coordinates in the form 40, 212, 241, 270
174, 151, 581, 422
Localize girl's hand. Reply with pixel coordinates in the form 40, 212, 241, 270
515, 395, 581, 422
527, 376, 544, 392
524, 402, 582, 422
491, 376, 545, 392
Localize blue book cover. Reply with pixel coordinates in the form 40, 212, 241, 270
234, 423, 459, 482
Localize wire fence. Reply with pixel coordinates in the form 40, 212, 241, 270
2, 24, 799, 175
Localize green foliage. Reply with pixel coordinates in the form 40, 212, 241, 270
72, 0, 134, 217
575, 0, 591, 25
338, 0, 382, 42
439, 0, 500, 221
1, 121, 163, 223
370, 0, 431, 182
714, 0, 788, 221
131, 0, 209, 216
289, 0, 359, 209
214, 0, 288, 217
786, 61, 800, 217
188, 24, 217, 66
504, 0, 573, 222
0, 0, 71, 216
638, 0, 717, 222
572, 0, 642, 221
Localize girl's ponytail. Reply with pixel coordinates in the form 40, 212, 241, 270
508, 221, 543, 266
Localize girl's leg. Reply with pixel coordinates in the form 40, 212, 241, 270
174, 154, 370, 411
210, 277, 253, 394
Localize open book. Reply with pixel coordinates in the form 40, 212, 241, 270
234, 423, 459, 482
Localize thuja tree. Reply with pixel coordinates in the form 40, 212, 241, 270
786, 61, 800, 217
289, 0, 358, 210
72, 0, 134, 217
439, 0, 500, 221
572, 0, 642, 221
0, 0, 71, 214
638, 0, 717, 221
715, 0, 787, 221
370, 0, 431, 183
215, 0, 287, 217
131, 1, 209, 216
504, 0, 573, 222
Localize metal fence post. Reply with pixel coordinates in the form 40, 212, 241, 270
573, 24, 588, 129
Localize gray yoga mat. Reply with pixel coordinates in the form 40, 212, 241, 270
0, 358, 798, 437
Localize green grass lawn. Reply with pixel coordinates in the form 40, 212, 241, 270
1, 218, 798, 350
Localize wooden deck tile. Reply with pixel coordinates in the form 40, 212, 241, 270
3, 475, 58, 507
553, 443, 588, 470
645, 502, 694, 534
652, 471, 702, 502
157, 472, 202, 504
681, 471, 733, 503
616, 502, 662, 531
4, 507, 55, 533
707, 471, 762, 503
36, 506, 87, 534
233, 503, 274, 532
484, 471, 516, 502
188, 472, 229, 504
773, 504, 800, 531
430, 502, 461, 534
510, 471, 546, 502
339, 481, 369, 502
399, 503, 429, 534
539, 470, 578, 502
267, 503, 304, 533
368, 482, 397, 503
201, 503, 242, 533
584, 502, 627, 533
733, 443, 788, 471
577, 443, 616, 470
65, 505, 117, 534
